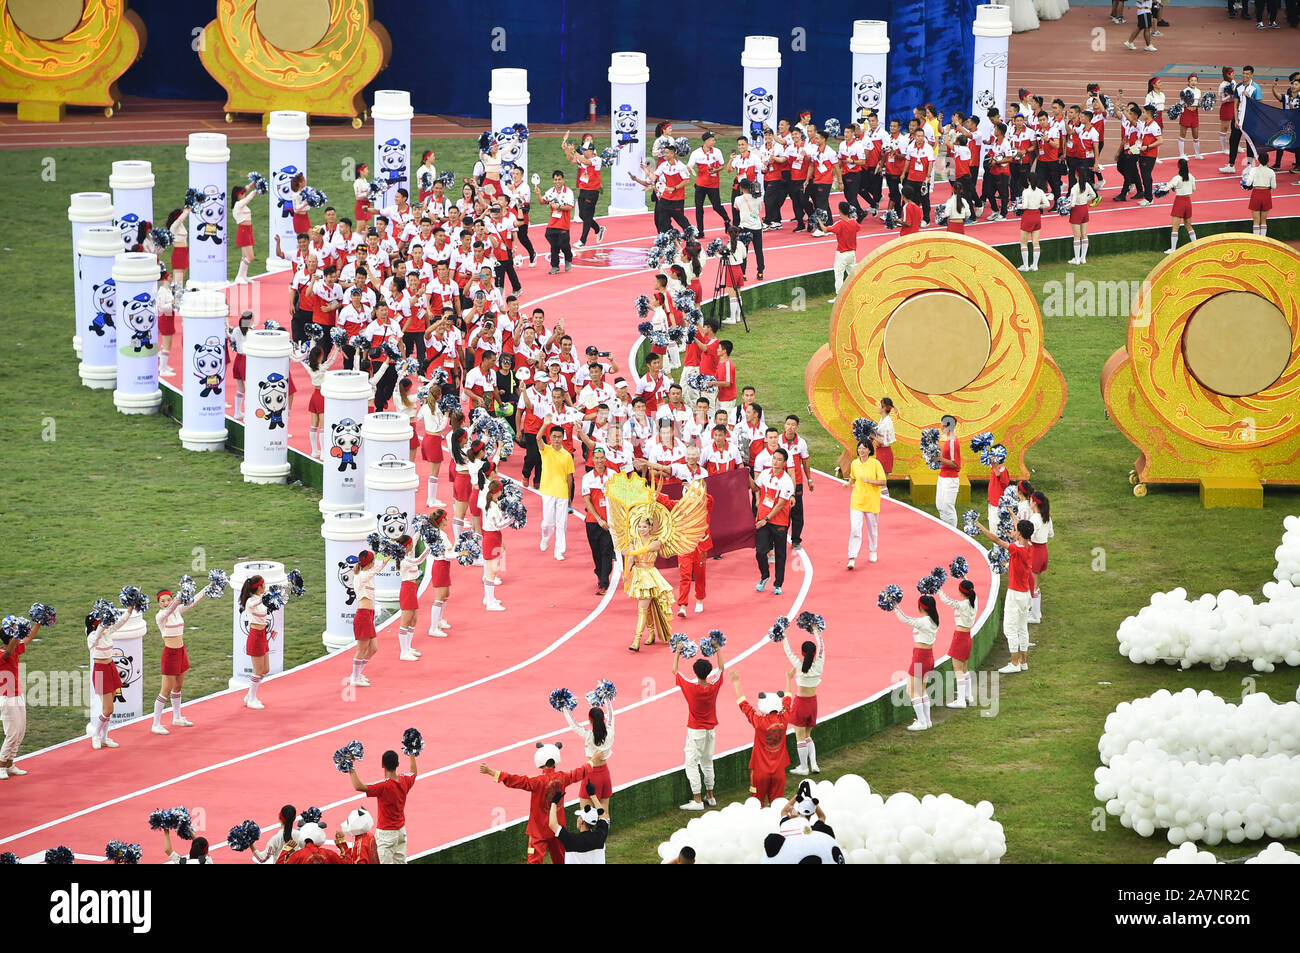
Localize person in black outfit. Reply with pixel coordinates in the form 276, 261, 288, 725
547, 786, 609, 863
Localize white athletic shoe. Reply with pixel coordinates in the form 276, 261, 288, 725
680, 800, 705, 811
1219, 165, 1235, 174
429, 629, 449, 638
790, 765, 810, 776
1067, 257, 1081, 265
906, 721, 930, 731
1123, 40, 1137, 50
91, 737, 103, 750
1029, 264, 1038, 271
101, 737, 119, 748
677, 606, 688, 617
172, 717, 194, 728
554, 553, 566, 561
485, 601, 507, 611
1144, 45, 1158, 52
869, 551, 878, 563
597, 226, 607, 243
0, 767, 9, 779
847, 558, 855, 570
350, 675, 370, 687
695, 601, 704, 614
947, 698, 968, 708
1018, 264, 1031, 271
575, 240, 586, 249
440, 619, 451, 629
399, 651, 421, 661
5, 765, 26, 776
1019, 663, 1029, 672
244, 697, 265, 710
1137, 199, 1151, 207
151, 725, 170, 735
998, 663, 1020, 674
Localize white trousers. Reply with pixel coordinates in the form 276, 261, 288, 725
1004, 589, 1032, 652
833, 250, 858, 291
989, 503, 1001, 529
376, 827, 408, 864
1, 696, 26, 762
936, 476, 960, 527
684, 727, 717, 795
847, 509, 879, 558
540, 494, 568, 556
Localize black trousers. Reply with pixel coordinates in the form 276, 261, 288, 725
789, 484, 806, 546
292, 307, 313, 346
516, 220, 536, 262
495, 257, 521, 294
694, 185, 730, 233
544, 227, 572, 268
808, 182, 832, 227
861, 170, 884, 208
1010, 162, 1032, 201
1115, 153, 1135, 196
1137, 155, 1156, 201
784, 180, 808, 225
659, 198, 691, 233
902, 179, 930, 222
747, 227, 765, 275
312, 322, 334, 360
521, 431, 542, 484
955, 173, 977, 212
1228, 121, 1258, 165
373, 364, 396, 411
762, 180, 786, 223
1255, 0, 1279, 20
585, 521, 615, 589
577, 188, 601, 243
402, 331, 425, 367
1039, 159, 1063, 200
885, 173, 902, 211
755, 522, 787, 588
989, 174, 1010, 215
841, 171, 867, 216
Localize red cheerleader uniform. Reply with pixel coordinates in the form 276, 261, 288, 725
946, 218, 966, 234
354, 197, 371, 223
245, 625, 268, 656
1179, 107, 1199, 130
353, 607, 376, 641
422, 430, 444, 463
399, 581, 419, 610
236, 223, 255, 247
292, 209, 311, 234
157, 306, 176, 337
308, 386, 325, 415
1030, 541, 1049, 573
948, 629, 972, 663
1248, 188, 1273, 212
1069, 203, 1090, 225
791, 694, 819, 728
431, 558, 451, 588
1020, 208, 1042, 232
232, 355, 247, 382
690, 278, 703, 302
1171, 194, 1193, 219
453, 470, 472, 502
585, 763, 613, 799
726, 263, 745, 287
482, 529, 503, 560
160, 646, 190, 676
909, 646, 935, 679
171, 246, 189, 271
92, 661, 123, 695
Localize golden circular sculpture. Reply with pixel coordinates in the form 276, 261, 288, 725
884, 291, 991, 395
254, 0, 330, 52
0, 0, 120, 77
7, 0, 83, 40
1183, 291, 1292, 397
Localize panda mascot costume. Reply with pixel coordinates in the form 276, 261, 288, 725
337, 807, 380, 864
762, 780, 845, 864
285, 822, 347, 863
481, 741, 591, 864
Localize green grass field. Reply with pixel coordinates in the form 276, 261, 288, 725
2, 137, 1296, 862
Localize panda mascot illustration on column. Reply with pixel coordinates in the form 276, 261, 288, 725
854, 74, 883, 122
194, 185, 227, 247
614, 105, 640, 148
745, 88, 775, 140
118, 212, 143, 251
193, 337, 225, 397
484, 741, 591, 865
331, 418, 362, 471
256, 373, 289, 430
272, 166, 299, 223
90, 278, 117, 337
122, 292, 156, 352
762, 779, 846, 864
378, 138, 409, 189
338, 555, 359, 607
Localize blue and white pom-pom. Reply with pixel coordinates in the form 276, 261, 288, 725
881, 208, 899, 230
549, 688, 578, 712
173, 807, 195, 840
1, 616, 31, 642
1179, 88, 1197, 106
635, 294, 652, 318
686, 372, 718, 394
674, 136, 691, 156
877, 584, 904, 612
394, 356, 418, 378
796, 612, 825, 634
768, 615, 790, 643
1241, 169, 1253, 191
979, 443, 1008, 467
852, 417, 877, 445
91, 598, 120, 625
1055, 195, 1073, 216
500, 497, 528, 529
666, 325, 686, 345
248, 171, 270, 195
226, 820, 261, 852
1167, 103, 1184, 121
418, 170, 434, 192
600, 147, 619, 166
1153, 181, 1172, 198
286, 569, 305, 598
586, 679, 617, 706
637, 320, 654, 338
699, 630, 726, 657
453, 532, 481, 567
105, 840, 142, 864
150, 227, 173, 249
949, 556, 970, 579
44, 846, 74, 865
382, 341, 403, 363
916, 572, 942, 595
437, 170, 457, 188
987, 545, 1010, 574
668, 631, 692, 654
204, 568, 230, 599
478, 130, 497, 152
302, 186, 328, 208
705, 237, 726, 258
299, 807, 323, 828
368, 180, 385, 202
184, 187, 203, 209
935, 205, 951, 226
680, 639, 699, 659
427, 367, 449, 387
261, 585, 287, 611
333, 740, 364, 773
919, 428, 941, 471
401, 727, 424, 756
177, 582, 197, 606
672, 289, 697, 311
970, 432, 995, 453
262, 318, 282, 331
28, 603, 56, 627
329, 326, 349, 347
119, 586, 149, 612
0, 853, 17, 864
823, 117, 842, 138
1199, 91, 1216, 111
366, 531, 384, 553
437, 393, 461, 416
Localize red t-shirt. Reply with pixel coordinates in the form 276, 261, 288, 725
364, 774, 416, 830
676, 671, 722, 729
0, 640, 24, 697
900, 204, 922, 235
1008, 543, 1033, 593
740, 697, 792, 773
697, 337, 720, 377
828, 218, 859, 253
939, 435, 961, 477
987, 465, 1011, 504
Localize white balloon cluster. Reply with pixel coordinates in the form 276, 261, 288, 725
655, 774, 1006, 864
1095, 687, 1300, 845
1155, 841, 1300, 864
1116, 516, 1300, 672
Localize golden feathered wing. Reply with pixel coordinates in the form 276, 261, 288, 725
604, 472, 655, 553
656, 480, 710, 557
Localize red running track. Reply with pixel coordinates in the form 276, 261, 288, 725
2, 154, 1293, 863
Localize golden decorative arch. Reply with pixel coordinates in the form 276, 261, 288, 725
0, 0, 145, 119
1101, 233, 1300, 507
198, 0, 390, 124
806, 232, 1067, 487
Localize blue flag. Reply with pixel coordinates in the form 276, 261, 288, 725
1242, 98, 1300, 154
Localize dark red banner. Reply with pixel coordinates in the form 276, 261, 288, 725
655, 468, 755, 569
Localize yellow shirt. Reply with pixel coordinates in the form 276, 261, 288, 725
539, 443, 574, 500
850, 457, 886, 513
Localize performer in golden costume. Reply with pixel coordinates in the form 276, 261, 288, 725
605, 472, 710, 652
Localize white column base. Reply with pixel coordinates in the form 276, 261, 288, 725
73, 334, 82, 358
180, 427, 228, 451
79, 363, 116, 389
322, 629, 355, 652
264, 256, 292, 274
320, 499, 365, 516
240, 461, 291, 484
375, 588, 400, 608
608, 203, 648, 216
113, 389, 162, 414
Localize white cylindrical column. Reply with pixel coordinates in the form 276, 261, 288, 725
372, 91, 413, 212
112, 252, 162, 415
321, 370, 371, 514
322, 510, 377, 651
365, 459, 418, 606
229, 560, 288, 689
266, 110, 310, 273
76, 225, 124, 390
110, 160, 155, 252
186, 133, 231, 287
84, 610, 145, 736
608, 53, 650, 216
240, 330, 293, 483
741, 37, 781, 141
361, 411, 413, 464
488, 69, 530, 180
178, 289, 231, 451
68, 191, 115, 358
971, 5, 1013, 138
850, 20, 890, 125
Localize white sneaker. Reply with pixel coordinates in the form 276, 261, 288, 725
1028, 641, 1037, 647
1144, 45, 1158, 51
440, 620, 451, 629
102, 737, 119, 748
429, 629, 449, 638
695, 601, 704, 614
554, 554, 565, 561
1067, 257, 1080, 265
540, 540, 548, 551
244, 697, 265, 710
677, 606, 687, 617
1123, 40, 1137, 50
1137, 199, 1151, 207
847, 558, 855, 570
906, 721, 930, 731
1017, 264, 1031, 271
947, 698, 968, 708
680, 800, 705, 811
869, 551, 878, 563
0, 767, 8, 779
1019, 663, 1029, 672
597, 226, 607, 244
485, 601, 507, 611
1029, 264, 1038, 272
790, 765, 810, 776
91, 737, 103, 750
350, 675, 370, 687
399, 651, 421, 661
998, 663, 1020, 674
151, 725, 170, 735
5, 765, 26, 776
1218, 165, 1235, 174
172, 717, 194, 728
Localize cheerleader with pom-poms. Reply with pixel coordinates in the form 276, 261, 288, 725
890, 595, 939, 731
422, 508, 455, 638
1027, 492, 1054, 625
415, 150, 437, 205
784, 614, 826, 775
2, 612, 47, 777
1245, 158, 1276, 238
1066, 168, 1097, 265
238, 574, 270, 709
396, 534, 427, 662
937, 570, 979, 708
350, 549, 393, 688
1163, 158, 1197, 255
479, 480, 509, 611
303, 342, 343, 459
1177, 74, 1204, 160
250, 804, 300, 864
559, 687, 616, 816
87, 602, 137, 749
288, 171, 312, 235
165, 208, 189, 286
228, 309, 254, 421
419, 387, 452, 507
231, 184, 259, 284
151, 583, 211, 734
162, 829, 212, 865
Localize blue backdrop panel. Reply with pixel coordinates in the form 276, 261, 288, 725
114, 1, 977, 126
